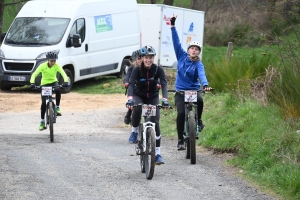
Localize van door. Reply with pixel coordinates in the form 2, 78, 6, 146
68, 18, 91, 81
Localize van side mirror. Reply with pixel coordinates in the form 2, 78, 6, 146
66, 34, 82, 48
71, 34, 81, 48
1, 33, 6, 43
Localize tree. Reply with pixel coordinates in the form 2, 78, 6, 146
0, 0, 27, 35
148, 0, 156, 3
163, 0, 174, 6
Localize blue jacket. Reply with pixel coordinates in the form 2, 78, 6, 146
171, 27, 208, 90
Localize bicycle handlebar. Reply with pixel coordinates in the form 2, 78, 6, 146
168, 89, 214, 94
133, 103, 172, 109
33, 85, 68, 90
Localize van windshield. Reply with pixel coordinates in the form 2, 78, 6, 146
5, 17, 70, 46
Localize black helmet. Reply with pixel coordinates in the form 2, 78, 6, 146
46, 51, 58, 60
131, 50, 141, 62
140, 45, 156, 56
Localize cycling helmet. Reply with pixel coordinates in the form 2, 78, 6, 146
131, 50, 141, 61
46, 51, 58, 60
187, 41, 201, 51
140, 45, 156, 56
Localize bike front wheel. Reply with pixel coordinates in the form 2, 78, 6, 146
144, 127, 156, 180
48, 102, 54, 142
188, 110, 196, 164
138, 123, 145, 173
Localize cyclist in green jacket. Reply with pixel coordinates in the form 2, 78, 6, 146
30, 51, 69, 131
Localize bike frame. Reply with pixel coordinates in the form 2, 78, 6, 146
45, 94, 57, 126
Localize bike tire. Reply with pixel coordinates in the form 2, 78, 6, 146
185, 137, 190, 159
138, 123, 145, 173
188, 110, 196, 164
144, 127, 156, 180
49, 102, 54, 142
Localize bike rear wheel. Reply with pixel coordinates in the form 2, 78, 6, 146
49, 102, 54, 142
138, 124, 145, 173
144, 127, 156, 180
188, 110, 196, 164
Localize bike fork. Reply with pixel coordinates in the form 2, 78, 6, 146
142, 122, 156, 153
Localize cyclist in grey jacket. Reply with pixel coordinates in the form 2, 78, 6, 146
170, 15, 212, 150
123, 50, 142, 125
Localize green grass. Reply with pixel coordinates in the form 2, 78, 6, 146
161, 92, 300, 200
72, 76, 125, 94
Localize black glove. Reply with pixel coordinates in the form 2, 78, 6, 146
62, 82, 69, 87
170, 17, 176, 26
126, 99, 135, 107
162, 99, 170, 108
30, 84, 35, 89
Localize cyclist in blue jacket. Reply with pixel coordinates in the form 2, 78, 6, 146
126, 45, 170, 165
170, 16, 212, 150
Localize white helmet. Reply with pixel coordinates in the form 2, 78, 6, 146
187, 41, 201, 51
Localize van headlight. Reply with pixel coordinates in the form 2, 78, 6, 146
0, 49, 5, 59
36, 50, 60, 60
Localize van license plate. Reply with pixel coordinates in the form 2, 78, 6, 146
8, 76, 26, 81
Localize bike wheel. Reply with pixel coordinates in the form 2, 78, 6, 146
49, 102, 54, 142
185, 137, 190, 159
144, 127, 156, 180
188, 110, 196, 164
138, 124, 145, 173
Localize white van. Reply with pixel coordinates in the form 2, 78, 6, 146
0, 0, 140, 92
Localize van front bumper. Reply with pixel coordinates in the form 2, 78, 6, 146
0, 59, 45, 87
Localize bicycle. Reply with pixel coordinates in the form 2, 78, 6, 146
33, 85, 65, 142
133, 103, 164, 180
168, 89, 212, 164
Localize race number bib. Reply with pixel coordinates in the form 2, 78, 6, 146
184, 91, 197, 102
142, 105, 156, 117
41, 87, 52, 96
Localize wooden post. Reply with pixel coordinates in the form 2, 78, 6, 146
226, 42, 233, 60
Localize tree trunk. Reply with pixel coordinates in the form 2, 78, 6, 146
163, 0, 174, 6
0, 0, 4, 35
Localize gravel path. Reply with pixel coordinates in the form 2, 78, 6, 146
0, 106, 277, 200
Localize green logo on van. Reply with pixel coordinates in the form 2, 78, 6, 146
94, 14, 113, 33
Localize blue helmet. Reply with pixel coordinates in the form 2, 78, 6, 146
140, 45, 156, 56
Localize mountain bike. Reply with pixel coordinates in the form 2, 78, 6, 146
134, 103, 164, 180
33, 85, 64, 142
168, 89, 212, 164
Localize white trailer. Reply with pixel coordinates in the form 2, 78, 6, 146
138, 4, 205, 68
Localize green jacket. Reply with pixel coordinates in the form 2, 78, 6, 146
30, 62, 68, 85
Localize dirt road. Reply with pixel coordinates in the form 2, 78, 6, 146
0, 89, 276, 200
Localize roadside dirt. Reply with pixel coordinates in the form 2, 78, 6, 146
0, 89, 127, 113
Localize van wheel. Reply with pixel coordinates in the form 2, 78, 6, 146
59, 69, 73, 94
116, 59, 130, 79
0, 85, 12, 91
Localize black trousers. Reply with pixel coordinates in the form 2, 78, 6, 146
174, 92, 203, 141
131, 95, 161, 148
40, 82, 61, 119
